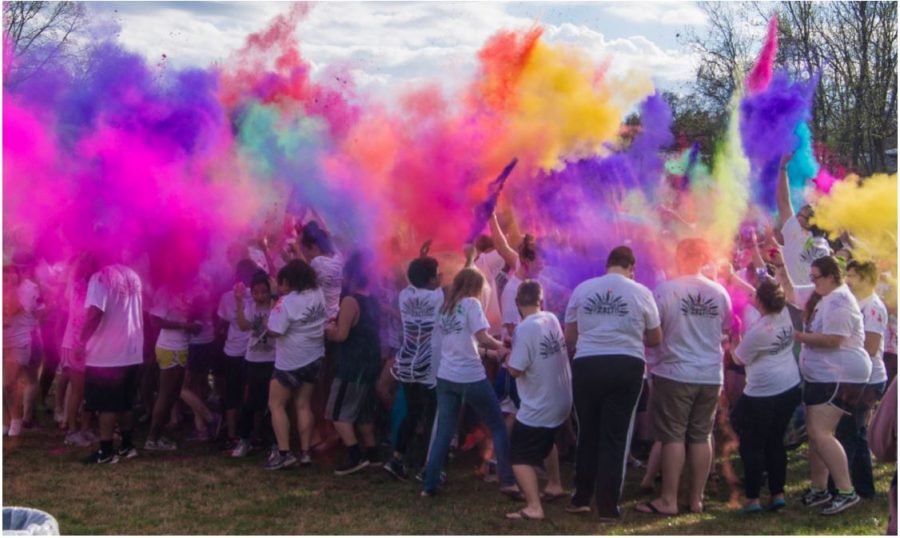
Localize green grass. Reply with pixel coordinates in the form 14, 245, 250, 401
3, 428, 894, 535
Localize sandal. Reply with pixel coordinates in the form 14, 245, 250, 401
635, 501, 677, 517
540, 491, 569, 503
505, 510, 543, 521
500, 487, 525, 501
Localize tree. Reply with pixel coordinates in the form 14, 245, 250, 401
3, 1, 86, 87
681, 1, 898, 175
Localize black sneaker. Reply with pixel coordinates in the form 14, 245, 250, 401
383, 458, 408, 480
821, 491, 860, 515
334, 457, 370, 476
801, 488, 833, 507
83, 450, 119, 465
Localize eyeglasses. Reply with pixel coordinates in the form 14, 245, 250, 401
809, 273, 826, 281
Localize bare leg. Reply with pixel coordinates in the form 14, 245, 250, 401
295, 382, 316, 452
509, 464, 545, 519
651, 441, 684, 514
807, 404, 851, 490
640, 441, 662, 490
543, 444, 565, 495
148, 367, 184, 441
688, 440, 713, 512
268, 380, 292, 451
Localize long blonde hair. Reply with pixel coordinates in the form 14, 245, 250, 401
441, 267, 486, 315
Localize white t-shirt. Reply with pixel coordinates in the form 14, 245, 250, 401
61, 278, 88, 350
217, 290, 250, 357
267, 289, 326, 371
311, 254, 343, 320
651, 275, 732, 385
565, 273, 660, 361
3, 279, 43, 348
437, 297, 490, 383
475, 249, 509, 334
187, 279, 216, 345
781, 216, 814, 286
244, 300, 275, 363
84, 265, 144, 368
508, 311, 572, 428
500, 274, 523, 337
887, 312, 898, 356
733, 309, 802, 397
799, 284, 871, 383
859, 294, 889, 384
392, 286, 444, 385
150, 287, 190, 352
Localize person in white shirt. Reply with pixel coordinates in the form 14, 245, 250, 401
179, 277, 222, 443
384, 254, 444, 480
730, 279, 802, 513
500, 235, 544, 339
231, 270, 277, 458
474, 213, 519, 334
216, 259, 261, 447
565, 246, 662, 520
58, 253, 100, 447
791, 256, 871, 515
266, 259, 327, 470
838, 259, 890, 498
420, 266, 519, 499
2, 264, 45, 437
638, 238, 731, 517
77, 261, 144, 464
299, 221, 343, 320
504, 280, 572, 521
776, 153, 828, 286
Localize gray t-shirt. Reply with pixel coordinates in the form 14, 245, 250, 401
651, 275, 732, 385
565, 273, 660, 361
508, 311, 572, 428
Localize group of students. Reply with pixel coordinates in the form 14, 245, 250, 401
2, 164, 898, 530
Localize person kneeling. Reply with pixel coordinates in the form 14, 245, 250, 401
504, 281, 572, 520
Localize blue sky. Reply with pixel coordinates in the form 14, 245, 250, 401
87, 1, 709, 99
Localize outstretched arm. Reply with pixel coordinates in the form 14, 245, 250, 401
489, 213, 519, 270
776, 153, 794, 233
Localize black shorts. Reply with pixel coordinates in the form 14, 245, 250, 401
84, 364, 140, 413
803, 381, 866, 414
273, 358, 322, 390
510, 420, 559, 467
187, 342, 218, 375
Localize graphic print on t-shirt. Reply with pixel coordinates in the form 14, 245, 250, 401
403, 296, 437, 319
767, 326, 794, 356
440, 310, 464, 335
680, 293, 720, 318
300, 302, 327, 325
584, 290, 630, 316
249, 311, 274, 353
539, 329, 565, 359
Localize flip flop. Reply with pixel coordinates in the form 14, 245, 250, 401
501, 488, 525, 501
540, 491, 569, 503
505, 510, 543, 521
565, 504, 591, 514
635, 502, 677, 517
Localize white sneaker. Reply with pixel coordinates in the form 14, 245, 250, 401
8, 419, 23, 437
54, 410, 66, 425
144, 437, 177, 451
231, 439, 252, 458
80, 430, 98, 443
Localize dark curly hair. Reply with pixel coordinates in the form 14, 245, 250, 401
277, 259, 319, 293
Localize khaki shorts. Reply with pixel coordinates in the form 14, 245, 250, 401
651, 375, 721, 444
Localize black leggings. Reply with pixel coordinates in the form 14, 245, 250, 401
223, 355, 246, 411
238, 361, 274, 441
732, 385, 801, 499
572, 355, 644, 519
393, 382, 436, 465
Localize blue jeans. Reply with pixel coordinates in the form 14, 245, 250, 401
423, 377, 515, 492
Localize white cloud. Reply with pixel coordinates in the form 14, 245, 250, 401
602, 1, 707, 26
86, 2, 702, 103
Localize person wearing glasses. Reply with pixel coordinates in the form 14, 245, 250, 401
780, 256, 871, 515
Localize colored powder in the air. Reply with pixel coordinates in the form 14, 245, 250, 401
740, 71, 817, 209
785, 122, 820, 208
747, 16, 778, 94
812, 173, 898, 272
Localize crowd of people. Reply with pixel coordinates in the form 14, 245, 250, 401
2, 160, 897, 530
